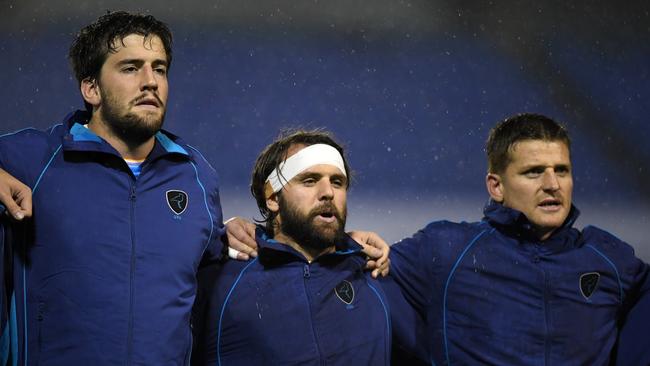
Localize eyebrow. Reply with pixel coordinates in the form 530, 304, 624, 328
116, 58, 168, 67
293, 171, 347, 183
520, 163, 571, 171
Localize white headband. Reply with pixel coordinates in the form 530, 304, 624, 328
266, 144, 346, 193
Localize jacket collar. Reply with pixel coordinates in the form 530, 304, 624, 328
61, 110, 189, 161
255, 226, 364, 265
482, 199, 581, 252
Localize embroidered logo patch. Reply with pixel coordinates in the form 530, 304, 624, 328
166, 190, 188, 215
579, 272, 600, 300
335, 280, 355, 305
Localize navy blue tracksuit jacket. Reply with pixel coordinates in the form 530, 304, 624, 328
0, 111, 224, 365
390, 201, 649, 365
192, 230, 392, 365
616, 285, 650, 365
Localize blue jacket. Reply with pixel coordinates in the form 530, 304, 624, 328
615, 282, 650, 365
390, 201, 649, 366
0, 111, 224, 366
191, 229, 392, 365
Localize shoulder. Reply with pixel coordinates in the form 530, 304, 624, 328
0, 124, 62, 152
391, 219, 491, 268
156, 129, 219, 176
580, 225, 638, 260
0, 124, 65, 182
579, 226, 648, 287
403, 219, 489, 246
197, 259, 260, 301
182, 143, 221, 192
157, 132, 222, 202
184, 143, 218, 176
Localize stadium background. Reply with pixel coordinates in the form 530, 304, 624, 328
1, 1, 648, 260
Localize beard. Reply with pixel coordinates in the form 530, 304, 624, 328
100, 90, 165, 146
278, 195, 347, 252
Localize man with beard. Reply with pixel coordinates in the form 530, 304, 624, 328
191, 130, 397, 365
226, 114, 649, 365
0, 12, 224, 365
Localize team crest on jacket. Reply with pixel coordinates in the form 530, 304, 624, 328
335, 280, 355, 305
166, 190, 188, 215
579, 272, 600, 300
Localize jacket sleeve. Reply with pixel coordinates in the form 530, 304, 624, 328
187, 147, 226, 264
191, 262, 223, 365
581, 226, 650, 364
615, 260, 650, 365
202, 187, 225, 263
0, 218, 10, 366
389, 224, 438, 315
1, 138, 9, 364
379, 276, 428, 365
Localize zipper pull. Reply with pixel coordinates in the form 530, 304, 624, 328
303, 264, 310, 278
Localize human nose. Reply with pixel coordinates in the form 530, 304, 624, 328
140, 66, 158, 91
317, 180, 334, 200
541, 170, 560, 191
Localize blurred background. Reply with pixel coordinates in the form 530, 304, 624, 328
1, 1, 648, 260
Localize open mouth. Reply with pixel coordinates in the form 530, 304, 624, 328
314, 209, 338, 223
538, 198, 562, 210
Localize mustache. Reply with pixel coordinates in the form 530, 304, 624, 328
308, 202, 344, 221
132, 93, 164, 107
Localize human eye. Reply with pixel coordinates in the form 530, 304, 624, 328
154, 65, 167, 75
301, 177, 316, 186
555, 165, 571, 176
523, 167, 543, 178
331, 177, 345, 188
121, 65, 138, 73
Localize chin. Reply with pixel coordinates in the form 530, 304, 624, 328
533, 218, 565, 232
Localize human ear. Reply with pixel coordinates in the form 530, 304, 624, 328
266, 194, 279, 213
486, 173, 504, 202
80, 78, 101, 108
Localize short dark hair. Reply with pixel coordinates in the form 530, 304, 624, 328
68, 11, 173, 111
251, 129, 351, 233
486, 113, 571, 174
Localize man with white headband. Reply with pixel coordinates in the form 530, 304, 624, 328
224, 114, 649, 365
191, 129, 412, 365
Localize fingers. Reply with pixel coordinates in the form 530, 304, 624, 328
362, 245, 383, 259
0, 168, 32, 221
351, 231, 391, 278
225, 217, 259, 260
16, 186, 33, 218
380, 259, 390, 277
226, 233, 258, 259
351, 231, 390, 259
0, 197, 22, 220
366, 260, 378, 278
228, 247, 251, 261
366, 258, 391, 278
362, 234, 390, 273
0, 188, 30, 221
376, 258, 390, 277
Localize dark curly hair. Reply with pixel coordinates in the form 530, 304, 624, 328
68, 11, 173, 111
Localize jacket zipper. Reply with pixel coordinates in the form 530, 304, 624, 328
302, 264, 324, 366
127, 182, 137, 365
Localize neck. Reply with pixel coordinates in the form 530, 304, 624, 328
273, 232, 335, 263
87, 116, 155, 160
